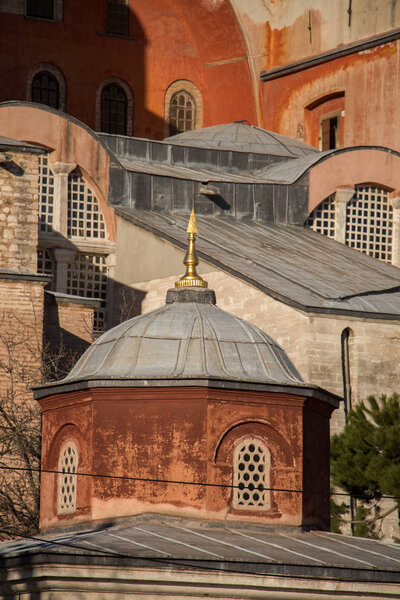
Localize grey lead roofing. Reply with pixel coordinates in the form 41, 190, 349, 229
60, 287, 304, 386
1, 515, 400, 582
116, 208, 400, 318
164, 122, 319, 157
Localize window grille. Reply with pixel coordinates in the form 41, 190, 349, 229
38, 155, 55, 233
346, 185, 392, 262
169, 91, 195, 136
67, 253, 108, 332
305, 194, 335, 238
58, 442, 78, 514
26, 0, 54, 19
32, 71, 59, 108
67, 171, 107, 240
106, 0, 129, 36
101, 84, 127, 135
233, 438, 270, 510
37, 248, 55, 278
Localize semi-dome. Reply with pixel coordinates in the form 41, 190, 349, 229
164, 122, 318, 157
64, 288, 303, 386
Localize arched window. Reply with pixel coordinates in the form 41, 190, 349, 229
233, 438, 270, 510
101, 83, 127, 135
58, 441, 78, 514
168, 90, 195, 136
31, 71, 59, 109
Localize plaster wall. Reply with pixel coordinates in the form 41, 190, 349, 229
0, 0, 256, 140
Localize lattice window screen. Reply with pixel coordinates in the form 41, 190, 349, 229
37, 248, 54, 278
58, 442, 78, 514
345, 185, 392, 262
38, 156, 55, 233
169, 91, 195, 136
68, 171, 107, 240
67, 253, 108, 332
233, 438, 270, 510
305, 194, 335, 238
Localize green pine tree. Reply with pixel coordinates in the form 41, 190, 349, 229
330, 394, 400, 539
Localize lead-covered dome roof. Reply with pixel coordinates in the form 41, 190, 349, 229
64, 288, 303, 386
164, 122, 318, 157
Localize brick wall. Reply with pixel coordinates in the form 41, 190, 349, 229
0, 151, 40, 272
0, 276, 44, 398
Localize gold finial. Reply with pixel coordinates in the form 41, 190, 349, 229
175, 209, 208, 288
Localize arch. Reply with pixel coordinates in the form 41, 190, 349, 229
95, 77, 134, 136
0, 103, 115, 240
308, 149, 400, 213
26, 63, 66, 111
164, 80, 203, 138
214, 419, 294, 469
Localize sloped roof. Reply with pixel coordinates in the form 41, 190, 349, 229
1, 515, 400, 583
164, 122, 318, 157
115, 208, 400, 319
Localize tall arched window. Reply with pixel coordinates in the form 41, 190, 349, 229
31, 71, 59, 109
101, 83, 127, 135
58, 441, 78, 514
233, 438, 270, 511
168, 90, 195, 136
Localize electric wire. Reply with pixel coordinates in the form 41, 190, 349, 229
1, 464, 399, 501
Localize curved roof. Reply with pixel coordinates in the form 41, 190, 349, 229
63, 288, 303, 386
164, 122, 319, 157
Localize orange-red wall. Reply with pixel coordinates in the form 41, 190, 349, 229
0, 0, 257, 140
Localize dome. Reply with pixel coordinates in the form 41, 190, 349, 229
64, 288, 303, 386
164, 122, 318, 157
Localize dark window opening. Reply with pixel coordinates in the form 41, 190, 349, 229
101, 84, 127, 135
31, 71, 59, 109
106, 0, 129, 36
321, 115, 338, 151
169, 91, 195, 136
26, 0, 54, 20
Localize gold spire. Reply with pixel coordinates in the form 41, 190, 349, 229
175, 209, 208, 288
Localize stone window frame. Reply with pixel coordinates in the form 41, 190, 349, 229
26, 63, 66, 112
24, 0, 63, 21
95, 77, 134, 136
57, 439, 78, 515
319, 110, 341, 151
164, 80, 203, 138
232, 436, 271, 511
